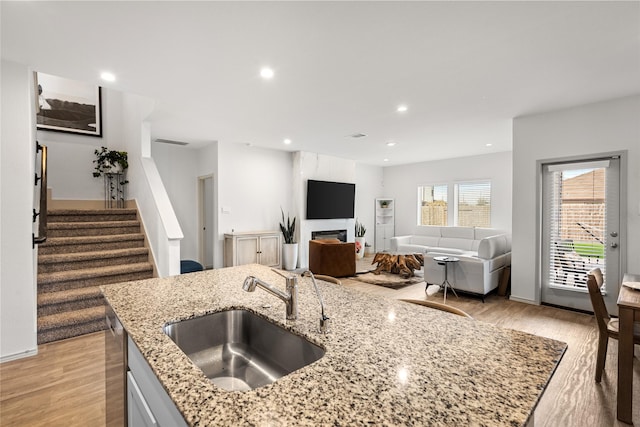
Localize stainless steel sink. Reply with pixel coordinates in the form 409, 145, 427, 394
164, 309, 325, 391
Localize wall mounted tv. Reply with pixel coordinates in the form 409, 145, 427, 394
306, 179, 356, 220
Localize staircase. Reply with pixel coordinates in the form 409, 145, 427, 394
37, 209, 154, 344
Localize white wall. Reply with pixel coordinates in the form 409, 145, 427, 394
512, 95, 640, 304
152, 142, 200, 261
383, 151, 513, 237
121, 92, 183, 277
1, 60, 38, 361
217, 143, 293, 268
293, 152, 359, 268
355, 163, 384, 248
195, 143, 219, 267
36, 88, 126, 201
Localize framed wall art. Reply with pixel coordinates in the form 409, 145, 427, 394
35, 71, 102, 137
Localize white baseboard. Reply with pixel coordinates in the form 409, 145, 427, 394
1, 348, 38, 364
509, 295, 539, 305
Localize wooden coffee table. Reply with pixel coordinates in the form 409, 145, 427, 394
371, 252, 424, 278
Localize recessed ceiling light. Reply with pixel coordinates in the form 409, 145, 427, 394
396, 105, 408, 113
100, 72, 116, 82
283, 138, 292, 145
347, 133, 367, 139
260, 67, 274, 79
486, 143, 493, 147
386, 142, 396, 147
383, 158, 389, 162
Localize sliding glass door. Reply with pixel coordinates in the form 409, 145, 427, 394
541, 156, 621, 313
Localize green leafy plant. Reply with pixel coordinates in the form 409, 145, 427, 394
355, 219, 366, 237
279, 208, 296, 244
92, 146, 129, 178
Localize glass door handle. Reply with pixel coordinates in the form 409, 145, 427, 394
610, 242, 618, 248
610, 231, 618, 237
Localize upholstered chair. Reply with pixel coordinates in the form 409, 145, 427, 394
308, 239, 356, 278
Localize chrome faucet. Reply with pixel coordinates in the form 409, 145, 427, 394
242, 274, 298, 320
301, 271, 330, 334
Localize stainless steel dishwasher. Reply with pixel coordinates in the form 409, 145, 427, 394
105, 305, 127, 427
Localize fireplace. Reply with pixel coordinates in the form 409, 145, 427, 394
312, 229, 347, 242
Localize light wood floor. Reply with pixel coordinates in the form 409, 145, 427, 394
1, 279, 638, 426
0, 331, 105, 426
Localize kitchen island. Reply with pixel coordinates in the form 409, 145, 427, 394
101, 264, 566, 426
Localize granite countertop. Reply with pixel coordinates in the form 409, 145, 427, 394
101, 264, 566, 426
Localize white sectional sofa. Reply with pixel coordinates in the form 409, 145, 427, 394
390, 227, 511, 297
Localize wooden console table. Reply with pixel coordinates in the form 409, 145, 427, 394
617, 272, 640, 423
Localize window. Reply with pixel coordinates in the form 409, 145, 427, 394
418, 181, 491, 227
418, 185, 448, 226
455, 181, 491, 227
543, 161, 608, 289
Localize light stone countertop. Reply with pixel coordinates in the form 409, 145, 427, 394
101, 264, 566, 427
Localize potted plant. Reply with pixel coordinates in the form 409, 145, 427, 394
279, 208, 298, 270
92, 146, 129, 208
355, 219, 366, 260
92, 146, 129, 177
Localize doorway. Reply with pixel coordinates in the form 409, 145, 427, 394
198, 175, 214, 269
540, 155, 623, 314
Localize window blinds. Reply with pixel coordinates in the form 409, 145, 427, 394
544, 163, 607, 289
455, 182, 491, 227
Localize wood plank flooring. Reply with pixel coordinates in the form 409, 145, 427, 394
0, 331, 105, 426
1, 276, 638, 426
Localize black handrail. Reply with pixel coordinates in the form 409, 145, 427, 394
33, 142, 47, 247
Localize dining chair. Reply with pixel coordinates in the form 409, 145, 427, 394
586, 268, 640, 382
401, 299, 473, 319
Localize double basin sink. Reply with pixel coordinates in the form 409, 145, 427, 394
164, 309, 325, 391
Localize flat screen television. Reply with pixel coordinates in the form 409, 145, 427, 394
306, 179, 355, 219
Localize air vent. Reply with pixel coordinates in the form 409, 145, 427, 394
154, 138, 189, 146
348, 133, 367, 139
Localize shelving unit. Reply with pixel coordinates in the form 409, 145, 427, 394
375, 198, 395, 252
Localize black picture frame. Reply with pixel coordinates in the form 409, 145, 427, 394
35, 71, 102, 137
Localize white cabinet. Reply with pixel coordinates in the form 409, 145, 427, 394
127, 337, 187, 427
224, 231, 281, 268
128, 372, 157, 427
375, 198, 395, 252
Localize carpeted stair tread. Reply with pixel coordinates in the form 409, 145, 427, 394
38, 262, 154, 285
48, 208, 137, 215
47, 208, 137, 222
48, 220, 140, 229
37, 318, 107, 345
38, 306, 105, 331
39, 247, 149, 265
37, 206, 153, 344
41, 233, 145, 246
38, 286, 103, 306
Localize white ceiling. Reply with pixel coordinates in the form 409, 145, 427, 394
2, 1, 639, 166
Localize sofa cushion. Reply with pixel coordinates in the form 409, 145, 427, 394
426, 247, 466, 256
474, 228, 504, 240
411, 236, 440, 246
416, 226, 442, 237
440, 227, 475, 239
438, 237, 474, 251
396, 244, 430, 254
477, 235, 507, 259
